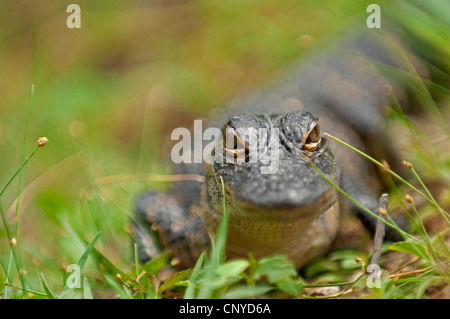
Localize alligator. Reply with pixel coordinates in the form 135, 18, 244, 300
134, 30, 410, 269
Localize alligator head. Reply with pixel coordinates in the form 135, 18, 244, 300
204, 110, 339, 223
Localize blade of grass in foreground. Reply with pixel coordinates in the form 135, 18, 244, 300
410, 167, 450, 224
40, 273, 56, 299
104, 274, 133, 299
214, 176, 229, 265
3, 282, 47, 297
1, 251, 14, 298
184, 252, 205, 299
14, 84, 35, 291
0, 146, 39, 198
196, 176, 228, 299
75, 231, 102, 271
83, 277, 93, 299
61, 231, 102, 296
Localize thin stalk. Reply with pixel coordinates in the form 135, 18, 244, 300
0, 145, 39, 296
394, 267, 436, 293
0, 146, 39, 198
1, 250, 15, 298
14, 84, 35, 294
306, 157, 424, 245
410, 200, 439, 262
386, 175, 418, 230
304, 279, 361, 288
303, 274, 365, 299
324, 133, 449, 220
3, 282, 47, 297
134, 243, 139, 279
410, 167, 450, 223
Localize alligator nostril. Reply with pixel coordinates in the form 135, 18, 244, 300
286, 189, 298, 201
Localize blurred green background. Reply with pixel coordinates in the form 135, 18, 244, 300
0, 0, 448, 297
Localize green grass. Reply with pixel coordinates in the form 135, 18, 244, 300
0, 0, 449, 299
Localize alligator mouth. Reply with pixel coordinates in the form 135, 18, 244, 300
227, 182, 338, 222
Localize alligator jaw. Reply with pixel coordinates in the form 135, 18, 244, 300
229, 185, 338, 223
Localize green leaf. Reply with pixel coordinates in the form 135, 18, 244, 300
311, 273, 345, 284
210, 273, 245, 291
224, 284, 273, 298
254, 255, 297, 283
158, 269, 192, 297
40, 273, 56, 299
196, 260, 249, 292
140, 251, 171, 275
329, 249, 360, 261
389, 241, 430, 262
275, 278, 304, 296
303, 259, 339, 278
215, 260, 249, 280
339, 258, 361, 270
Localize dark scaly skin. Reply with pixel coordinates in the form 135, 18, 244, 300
135, 31, 406, 269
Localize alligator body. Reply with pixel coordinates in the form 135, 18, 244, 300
135, 30, 407, 269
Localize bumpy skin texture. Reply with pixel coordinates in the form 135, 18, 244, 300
135, 31, 406, 269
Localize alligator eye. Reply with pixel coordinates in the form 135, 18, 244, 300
223, 124, 248, 162
303, 122, 321, 152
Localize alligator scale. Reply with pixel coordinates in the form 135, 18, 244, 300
134, 31, 407, 269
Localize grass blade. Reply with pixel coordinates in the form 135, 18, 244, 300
197, 176, 228, 299
157, 269, 192, 298
40, 273, 56, 299
104, 275, 133, 299
62, 231, 102, 294
185, 252, 205, 299
214, 176, 229, 264
14, 84, 35, 291
76, 231, 102, 271
83, 277, 93, 299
